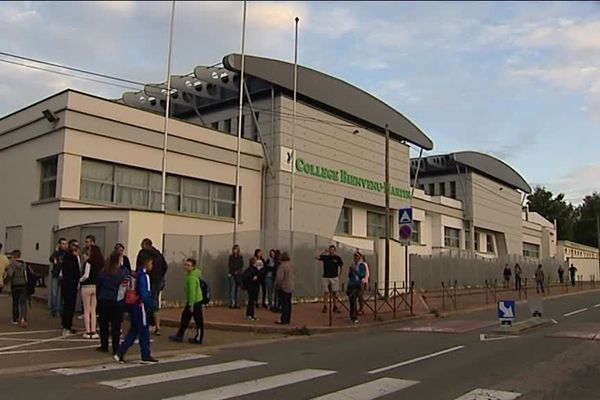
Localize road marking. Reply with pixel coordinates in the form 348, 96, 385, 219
563, 308, 588, 317
0, 329, 61, 336
367, 345, 465, 375
162, 369, 337, 400
593, 304, 600, 308
453, 388, 521, 399
0, 335, 66, 352
100, 360, 265, 389
53, 354, 210, 376
0, 344, 98, 355
311, 377, 419, 399
479, 334, 520, 342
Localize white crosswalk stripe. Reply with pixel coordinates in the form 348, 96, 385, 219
52, 354, 210, 376
99, 359, 266, 389
453, 388, 521, 400
162, 369, 337, 400
311, 377, 419, 400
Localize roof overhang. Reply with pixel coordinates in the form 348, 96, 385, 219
223, 53, 433, 150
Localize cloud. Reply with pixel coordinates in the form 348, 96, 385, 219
547, 164, 600, 204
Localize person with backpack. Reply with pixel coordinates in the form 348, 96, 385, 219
4, 250, 35, 328
80, 245, 103, 339
228, 244, 243, 309
274, 252, 294, 325
61, 239, 82, 335
242, 257, 260, 321
96, 250, 128, 355
115, 250, 158, 364
137, 238, 168, 337
347, 252, 366, 324
169, 258, 205, 344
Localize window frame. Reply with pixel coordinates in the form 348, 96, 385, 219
444, 227, 460, 248
486, 234, 494, 253
335, 206, 352, 235
39, 156, 58, 200
411, 220, 421, 244
367, 211, 387, 238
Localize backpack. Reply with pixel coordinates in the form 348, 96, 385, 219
200, 279, 210, 305
124, 272, 140, 305
25, 265, 37, 296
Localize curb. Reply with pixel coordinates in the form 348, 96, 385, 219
489, 318, 556, 335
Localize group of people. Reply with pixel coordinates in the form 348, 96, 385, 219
502, 262, 579, 295
227, 244, 370, 325
227, 246, 295, 325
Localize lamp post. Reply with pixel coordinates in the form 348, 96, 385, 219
384, 124, 390, 299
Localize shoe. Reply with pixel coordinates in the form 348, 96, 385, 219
188, 338, 202, 345
62, 329, 70, 337
275, 321, 289, 325
169, 335, 183, 343
154, 329, 161, 337
90, 333, 100, 339
11, 321, 18, 325
140, 356, 159, 364
352, 319, 360, 325
246, 316, 256, 321
322, 306, 327, 313
96, 346, 109, 353
83, 332, 91, 339
114, 353, 125, 363
20, 319, 27, 328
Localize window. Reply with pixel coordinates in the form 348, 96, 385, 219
450, 181, 456, 198
428, 183, 435, 196
253, 112, 260, 136
335, 206, 352, 235
486, 234, 494, 253
40, 157, 58, 200
411, 220, 421, 244
419, 184, 425, 191
211, 121, 219, 130
523, 243, 540, 258
80, 159, 236, 218
444, 227, 460, 248
474, 232, 479, 252
367, 211, 387, 238
223, 118, 232, 133
439, 182, 446, 197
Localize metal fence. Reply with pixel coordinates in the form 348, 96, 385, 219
162, 230, 377, 306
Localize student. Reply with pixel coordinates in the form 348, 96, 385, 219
503, 264, 512, 289
274, 252, 294, 325
568, 264, 578, 286
115, 250, 158, 364
5, 250, 34, 328
228, 245, 243, 309
558, 264, 565, 284
347, 252, 366, 324
242, 257, 260, 321
535, 264, 545, 294
357, 253, 370, 315
96, 250, 127, 355
80, 245, 103, 339
48, 237, 68, 318
61, 240, 82, 335
114, 243, 132, 273
254, 249, 267, 308
169, 258, 204, 344
264, 249, 276, 310
271, 250, 282, 312
137, 238, 168, 336
0, 243, 9, 295
514, 263, 522, 291
316, 245, 344, 313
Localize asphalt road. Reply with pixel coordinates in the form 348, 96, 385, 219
1, 290, 600, 400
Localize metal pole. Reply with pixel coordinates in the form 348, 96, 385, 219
404, 242, 409, 293
289, 17, 299, 233
597, 215, 600, 279
411, 147, 424, 197
160, 0, 176, 213
233, 0, 247, 245
384, 124, 390, 299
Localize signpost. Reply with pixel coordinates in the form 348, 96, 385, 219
399, 207, 412, 293
497, 300, 515, 327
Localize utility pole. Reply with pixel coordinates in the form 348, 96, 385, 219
384, 124, 390, 299
597, 215, 599, 279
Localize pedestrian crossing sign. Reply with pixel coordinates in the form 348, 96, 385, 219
399, 207, 413, 225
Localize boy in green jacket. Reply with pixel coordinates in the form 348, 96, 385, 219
169, 258, 204, 344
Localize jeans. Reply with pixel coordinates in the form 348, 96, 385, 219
246, 287, 258, 317
571, 275, 576, 286
49, 276, 63, 316
279, 290, 292, 324
61, 285, 78, 330
176, 302, 204, 343
11, 285, 28, 322
536, 281, 545, 294
515, 276, 522, 291
264, 274, 274, 307
228, 275, 240, 307
98, 301, 123, 355
358, 283, 367, 312
348, 287, 360, 321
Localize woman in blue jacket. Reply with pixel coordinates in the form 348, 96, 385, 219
347, 252, 366, 324
96, 250, 127, 355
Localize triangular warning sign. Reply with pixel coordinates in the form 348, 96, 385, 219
400, 211, 411, 224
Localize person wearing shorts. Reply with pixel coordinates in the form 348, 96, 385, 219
316, 245, 344, 314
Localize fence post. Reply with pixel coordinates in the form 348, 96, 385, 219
524, 278, 528, 299
493, 279, 497, 303
453, 280, 458, 309
441, 281, 445, 312
393, 281, 397, 319
546, 277, 551, 295
329, 285, 333, 327
374, 282, 378, 321
410, 281, 414, 316
485, 280, 489, 304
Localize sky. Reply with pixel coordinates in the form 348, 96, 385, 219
1, 1, 599, 204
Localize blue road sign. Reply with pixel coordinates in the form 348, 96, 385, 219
399, 207, 413, 225
497, 300, 515, 320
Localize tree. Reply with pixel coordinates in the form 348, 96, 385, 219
527, 186, 577, 241
574, 193, 600, 248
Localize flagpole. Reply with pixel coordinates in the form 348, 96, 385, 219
289, 16, 299, 233
233, 0, 247, 245
161, 0, 176, 213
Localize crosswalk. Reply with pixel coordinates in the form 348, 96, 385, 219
51, 354, 522, 399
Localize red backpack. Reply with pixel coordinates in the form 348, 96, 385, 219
124, 272, 140, 305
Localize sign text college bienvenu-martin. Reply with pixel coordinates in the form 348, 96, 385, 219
295, 158, 411, 200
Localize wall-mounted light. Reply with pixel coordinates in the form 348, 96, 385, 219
353, 129, 359, 135
42, 109, 59, 124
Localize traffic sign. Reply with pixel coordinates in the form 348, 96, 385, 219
399, 224, 413, 240
497, 300, 515, 323
399, 207, 413, 225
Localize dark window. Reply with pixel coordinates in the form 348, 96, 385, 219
439, 182, 446, 197
40, 157, 58, 200
335, 206, 351, 235
450, 181, 457, 198
428, 183, 435, 196
444, 227, 460, 248
367, 212, 387, 238
486, 234, 494, 253
223, 118, 231, 133
411, 221, 421, 244
211, 121, 219, 130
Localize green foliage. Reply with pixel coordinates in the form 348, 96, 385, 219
574, 193, 600, 248
527, 186, 577, 240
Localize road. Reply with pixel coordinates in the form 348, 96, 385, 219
1, 290, 600, 400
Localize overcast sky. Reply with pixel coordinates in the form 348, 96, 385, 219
1, 1, 599, 203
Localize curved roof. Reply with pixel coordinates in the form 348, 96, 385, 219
452, 151, 531, 193
223, 53, 433, 150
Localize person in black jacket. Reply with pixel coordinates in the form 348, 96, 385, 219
115, 243, 132, 273
228, 245, 243, 309
96, 250, 127, 355
136, 238, 168, 336
243, 257, 261, 321
61, 239, 82, 335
